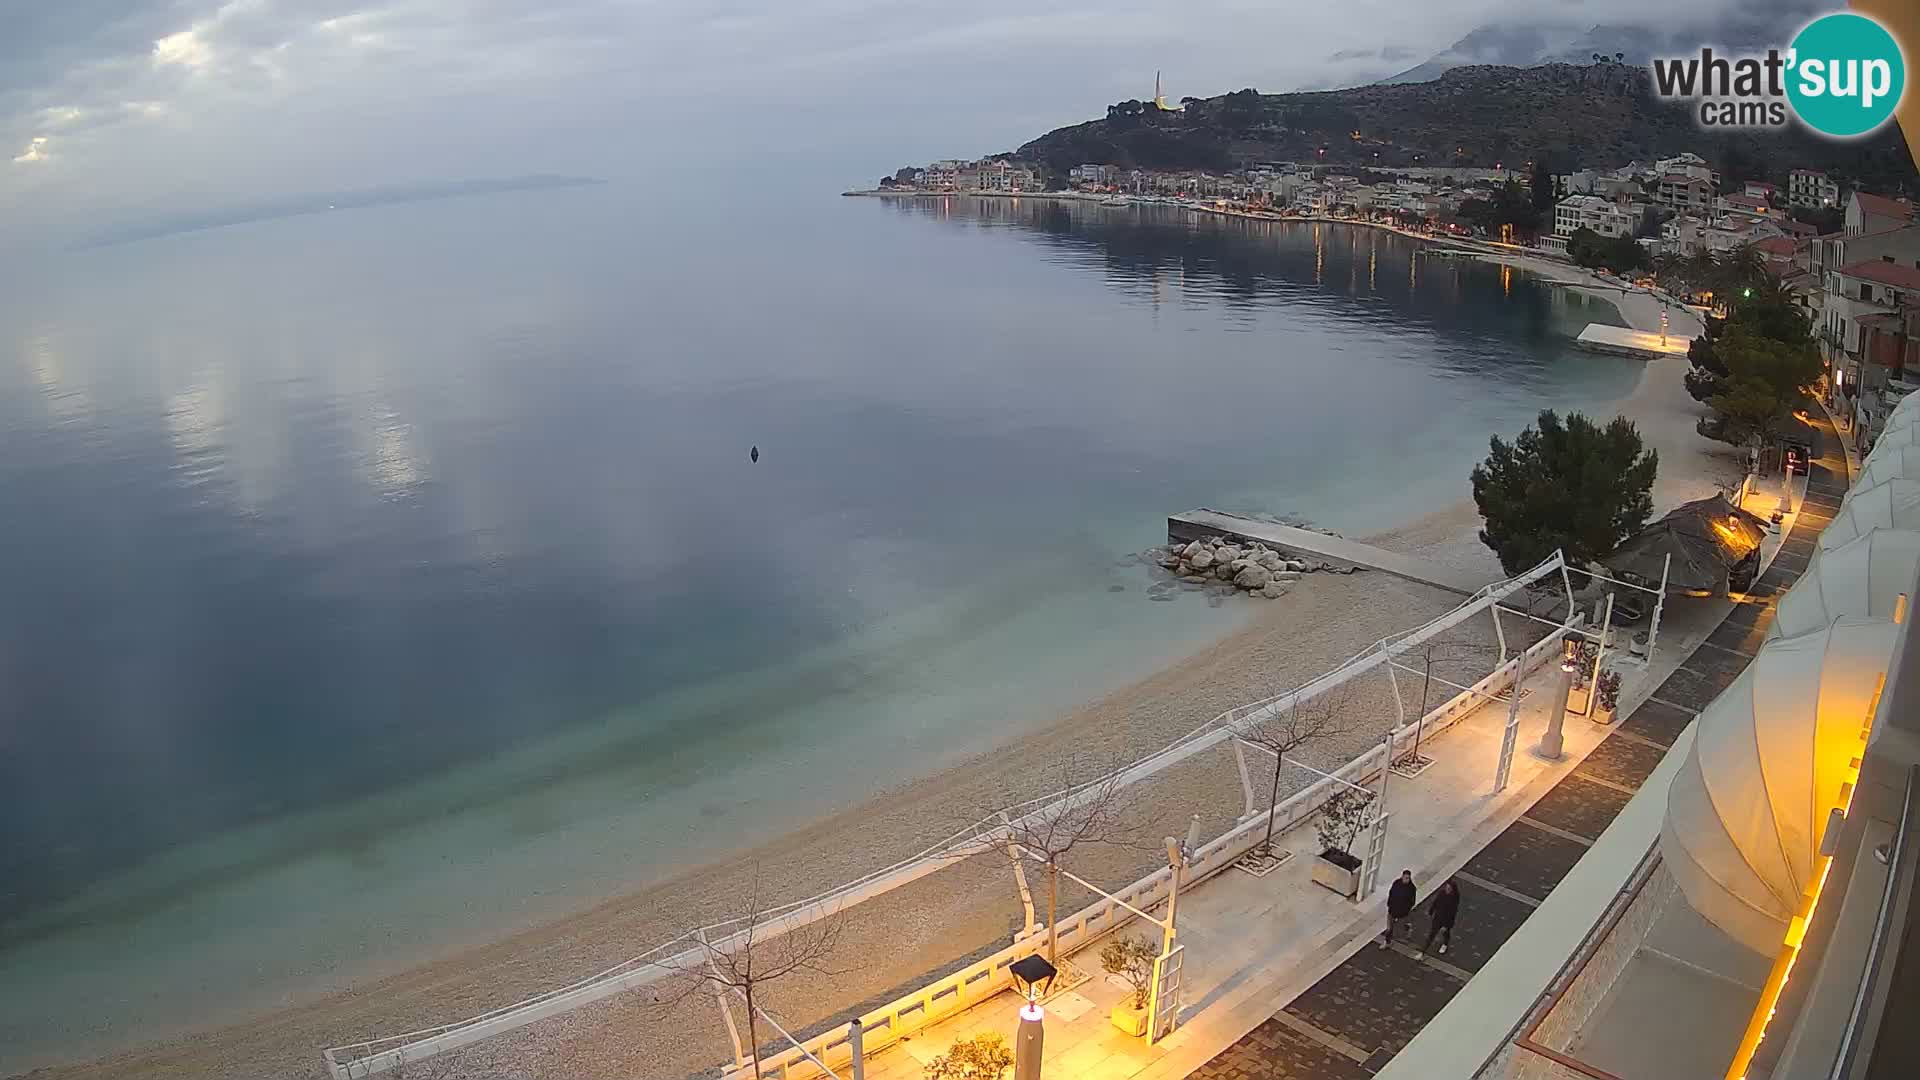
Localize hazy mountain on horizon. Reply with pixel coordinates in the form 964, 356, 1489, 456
1380, 1, 1827, 85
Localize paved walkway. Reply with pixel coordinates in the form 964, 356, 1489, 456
1168, 510, 1497, 596
1186, 415, 1849, 1079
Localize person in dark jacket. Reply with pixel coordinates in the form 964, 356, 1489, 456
1381, 870, 1416, 949
1422, 878, 1461, 957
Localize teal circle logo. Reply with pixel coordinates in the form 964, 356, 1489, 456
1787, 13, 1906, 138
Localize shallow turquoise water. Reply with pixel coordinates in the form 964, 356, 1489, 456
0, 189, 1638, 1066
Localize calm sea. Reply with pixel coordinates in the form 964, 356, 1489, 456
0, 187, 1636, 1066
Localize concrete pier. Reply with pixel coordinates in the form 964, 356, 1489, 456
1572, 323, 1693, 360
1168, 508, 1498, 596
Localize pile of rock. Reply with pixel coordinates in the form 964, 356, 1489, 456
1147, 536, 1354, 600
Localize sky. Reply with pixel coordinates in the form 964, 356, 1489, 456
0, 0, 1813, 236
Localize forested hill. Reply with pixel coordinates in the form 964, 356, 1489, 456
1013, 63, 1914, 190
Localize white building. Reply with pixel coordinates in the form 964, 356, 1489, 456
1069, 164, 1113, 185
1553, 194, 1634, 239
1790, 168, 1841, 209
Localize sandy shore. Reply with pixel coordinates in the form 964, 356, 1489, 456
10, 226, 1741, 1080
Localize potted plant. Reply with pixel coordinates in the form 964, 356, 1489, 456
1310, 789, 1376, 898
1100, 935, 1158, 1036
1565, 641, 1600, 713
1593, 669, 1623, 724
925, 1033, 1013, 1080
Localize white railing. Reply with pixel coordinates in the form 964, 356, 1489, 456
722, 624, 1575, 1080
324, 552, 1572, 1079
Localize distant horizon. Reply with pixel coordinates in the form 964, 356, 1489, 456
77, 173, 606, 249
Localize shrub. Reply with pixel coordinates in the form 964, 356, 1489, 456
925, 1033, 1014, 1080
1315, 788, 1375, 865
1100, 935, 1159, 1009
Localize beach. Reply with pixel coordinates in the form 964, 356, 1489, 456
4, 217, 1739, 1080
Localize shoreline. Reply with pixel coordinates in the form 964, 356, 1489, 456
12, 203, 1734, 1080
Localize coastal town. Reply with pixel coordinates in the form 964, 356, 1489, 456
865, 150, 1919, 457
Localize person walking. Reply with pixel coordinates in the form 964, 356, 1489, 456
1381, 870, 1416, 949
1421, 878, 1461, 958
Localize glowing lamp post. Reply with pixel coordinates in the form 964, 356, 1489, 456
1009, 954, 1057, 1080
1541, 634, 1581, 760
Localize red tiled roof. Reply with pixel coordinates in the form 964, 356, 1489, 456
1857, 192, 1914, 222
1724, 194, 1768, 209
1840, 259, 1920, 290
1780, 220, 1818, 237
1753, 236, 1797, 257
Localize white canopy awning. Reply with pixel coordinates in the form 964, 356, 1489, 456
1771, 529, 1920, 638
1661, 617, 1894, 955
1852, 444, 1920, 493
1820, 479, 1920, 549
1885, 389, 1920, 429
1865, 422, 1920, 457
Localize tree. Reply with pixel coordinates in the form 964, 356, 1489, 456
1230, 687, 1361, 857
992, 759, 1138, 966
1099, 936, 1159, 1010
1403, 639, 1496, 766
1470, 410, 1659, 577
1531, 162, 1556, 215
669, 868, 845, 1080
1705, 325, 1823, 446
1686, 313, 1731, 403
1565, 227, 1646, 273
1314, 788, 1375, 866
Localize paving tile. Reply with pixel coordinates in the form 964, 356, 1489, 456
1719, 600, 1778, 632
1410, 877, 1535, 974
1525, 774, 1634, 842
1620, 698, 1695, 747
1576, 735, 1670, 790
1681, 645, 1755, 687
1283, 944, 1461, 1059
1706, 610, 1772, 656
1462, 821, 1590, 902
1186, 1016, 1372, 1080
1656, 662, 1746, 709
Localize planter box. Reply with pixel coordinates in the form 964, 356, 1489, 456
1593, 704, 1616, 725
1311, 851, 1361, 898
1110, 1000, 1150, 1037
1568, 684, 1592, 714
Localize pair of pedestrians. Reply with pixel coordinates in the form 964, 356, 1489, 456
1380, 871, 1461, 957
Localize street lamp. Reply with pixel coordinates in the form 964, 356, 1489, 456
1009, 954, 1057, 1080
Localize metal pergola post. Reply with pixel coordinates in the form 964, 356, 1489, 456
1647, 553, 1671, 662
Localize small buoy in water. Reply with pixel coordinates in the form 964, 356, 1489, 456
750, 446, 759, 463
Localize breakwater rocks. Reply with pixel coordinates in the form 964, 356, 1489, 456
1140, 537, 1356, 603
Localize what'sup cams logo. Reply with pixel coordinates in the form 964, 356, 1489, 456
1650, 11, 1906, 138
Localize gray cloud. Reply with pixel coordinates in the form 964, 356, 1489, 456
0, 0, 1806, 231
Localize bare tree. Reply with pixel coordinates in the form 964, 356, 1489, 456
994, 758, 1140, 968
665, 866, 845, 1080
1231, 686, 1362, 856
1399, 639, 1496, 766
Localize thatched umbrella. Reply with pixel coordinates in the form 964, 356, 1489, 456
1602, 493, 1769, 595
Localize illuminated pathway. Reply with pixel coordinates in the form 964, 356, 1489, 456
1185, 411, 1849, 1079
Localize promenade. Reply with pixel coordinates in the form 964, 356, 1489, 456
1188, 407, 1847, 1079
834, 416, 1844, 1080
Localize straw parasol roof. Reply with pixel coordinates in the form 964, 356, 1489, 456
1601, 493, 1768, 592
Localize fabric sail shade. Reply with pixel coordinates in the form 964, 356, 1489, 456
1661, 617, 1895, 955
1819, 480, 1920, 550
1851, 445, 1920, 494
1770, 529, 1920, 639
